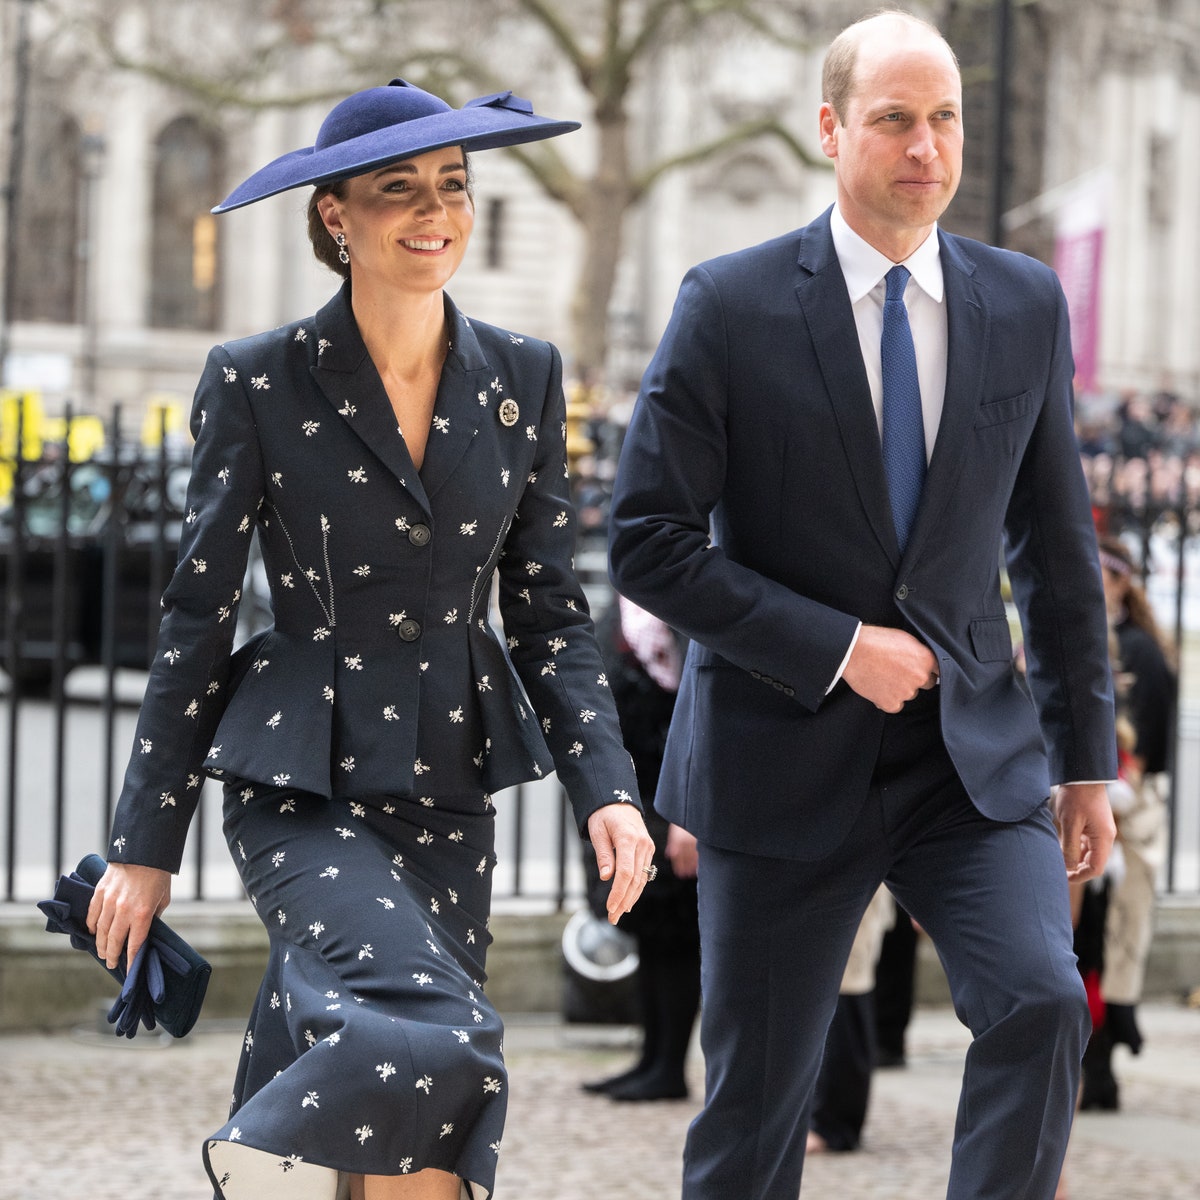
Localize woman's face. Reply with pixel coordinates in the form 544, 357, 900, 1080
1101, 564, 1129, 621
318, 146, 474, 295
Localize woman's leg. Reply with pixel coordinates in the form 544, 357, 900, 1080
350, 1169, 461, 1199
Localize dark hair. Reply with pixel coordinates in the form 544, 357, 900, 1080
1097, 535, 1176, 668
308, 180, 350, 279
306, 151, 476, 279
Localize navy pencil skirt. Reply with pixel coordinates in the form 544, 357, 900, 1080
203, 780, 506, 1200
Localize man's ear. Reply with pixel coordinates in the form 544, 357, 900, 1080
818, 102, 839, 161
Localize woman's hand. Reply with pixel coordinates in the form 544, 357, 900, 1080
587, 804, 656, 924
665, 824, 699, 879
86, 862, 172, 971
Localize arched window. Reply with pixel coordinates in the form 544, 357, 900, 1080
11, 106, 82, 324
148, 116, 223, 330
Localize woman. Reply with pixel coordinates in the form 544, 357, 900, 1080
1082, 536, 1174, 1107
87, 79, 654, 1200
581, 596, 700, 1102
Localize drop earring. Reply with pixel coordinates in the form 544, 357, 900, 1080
335, 232, 349, 265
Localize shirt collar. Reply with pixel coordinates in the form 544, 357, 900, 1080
830, 205, 945, 305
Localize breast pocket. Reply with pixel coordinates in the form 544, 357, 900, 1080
974, 390, 1036, 429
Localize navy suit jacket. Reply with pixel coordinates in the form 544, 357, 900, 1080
112, 284, 639, 873
609, 209, 1116, 862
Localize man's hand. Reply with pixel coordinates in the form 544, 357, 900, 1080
842, 625, 939, 712
86, 862, 172, 971
1053, 783, 1116, 883
587, 804, 656, 924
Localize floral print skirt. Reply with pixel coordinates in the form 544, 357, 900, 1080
203, 781, 506, 1200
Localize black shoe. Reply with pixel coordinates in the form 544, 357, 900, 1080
607, 1072, 689, 1102
581, 1064, 646, 1095
1079, 1072, 1119, 1111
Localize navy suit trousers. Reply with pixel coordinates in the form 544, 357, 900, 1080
684, 691, 1089, 1200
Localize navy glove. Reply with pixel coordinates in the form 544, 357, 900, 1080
38, 855, 211, 1039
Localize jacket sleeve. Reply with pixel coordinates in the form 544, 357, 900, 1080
609, 266, 860, 711
1003, 280, 1117, 784
496, 343, 642, 832
108, 346, 266, 872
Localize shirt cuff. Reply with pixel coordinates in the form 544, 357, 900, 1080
826, 622, 862, 695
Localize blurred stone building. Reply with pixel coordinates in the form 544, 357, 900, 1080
0, 0, 1196, 433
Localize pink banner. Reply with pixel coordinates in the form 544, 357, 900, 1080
1053, 227, 1104, 393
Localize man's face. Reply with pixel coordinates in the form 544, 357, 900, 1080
820, 31, 963, 259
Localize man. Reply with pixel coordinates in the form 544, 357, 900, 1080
608, 10, 1117, 1200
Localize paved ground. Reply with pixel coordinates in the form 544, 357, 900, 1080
1, 1001, 1198, 1199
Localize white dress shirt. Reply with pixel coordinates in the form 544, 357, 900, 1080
825, 206, 948, 691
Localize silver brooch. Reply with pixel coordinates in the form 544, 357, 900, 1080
498, 398, 519, 427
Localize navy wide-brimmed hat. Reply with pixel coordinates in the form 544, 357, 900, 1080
212, 78, 579, 213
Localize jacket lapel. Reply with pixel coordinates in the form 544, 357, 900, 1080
418, 301, 493, 500
794, 213, 900, 565
310, 284, 430, 514
899, 232, 989, 565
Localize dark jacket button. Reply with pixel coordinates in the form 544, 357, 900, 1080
408, 523, 431, 547
397, 618, 422, 642
895, 584, 910, 601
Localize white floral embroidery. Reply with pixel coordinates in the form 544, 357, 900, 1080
376, 1062, 396, 1081
433, 416, 450, 433
348, 467, 368, 483
302, 421, 320, 437
223, 366, 238, 382
383, 705, 399, 721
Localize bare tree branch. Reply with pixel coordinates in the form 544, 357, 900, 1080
632, 118, 829, 202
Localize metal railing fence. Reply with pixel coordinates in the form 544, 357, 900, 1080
2, 413, 1198, 903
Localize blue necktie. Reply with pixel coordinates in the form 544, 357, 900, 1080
881, 265, 926, 552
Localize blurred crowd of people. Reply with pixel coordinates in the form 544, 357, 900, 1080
573, 384, 1200, 553
1077, 389, 1200, 539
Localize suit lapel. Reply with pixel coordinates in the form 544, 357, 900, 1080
899, 232, 989, 564
794, 215, 900, 565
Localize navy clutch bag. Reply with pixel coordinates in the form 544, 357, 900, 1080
37, 853, 211, 1038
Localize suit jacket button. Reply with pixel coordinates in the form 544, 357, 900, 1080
895, 584, 910, 601
750, 669, 762, 679
773, 681, 784, 691
784, 687, 795, 697
397, 618, 422, 642
408, 523, 431, 547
